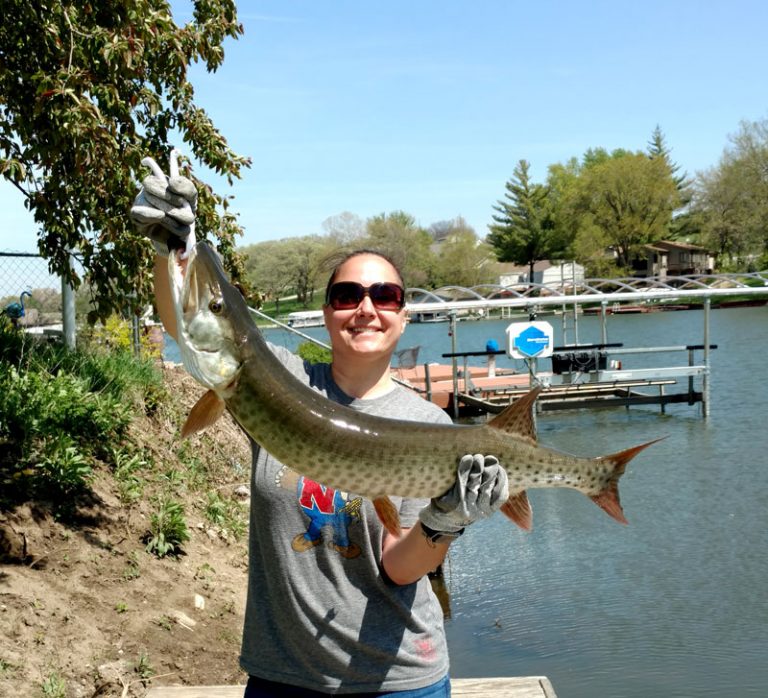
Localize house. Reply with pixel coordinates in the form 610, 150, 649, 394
640, 241, 714, 278
498, 260, 585, 289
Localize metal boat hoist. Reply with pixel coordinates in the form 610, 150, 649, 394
406, 272, 768, 419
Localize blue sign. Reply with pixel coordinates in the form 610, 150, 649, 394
514, 326, 549, 357
505, 321, 554, 359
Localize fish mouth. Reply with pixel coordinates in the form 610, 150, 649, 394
167, 242, 244, 390
168, 243, 237, 332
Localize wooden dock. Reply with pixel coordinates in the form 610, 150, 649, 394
146, 676, 557, 697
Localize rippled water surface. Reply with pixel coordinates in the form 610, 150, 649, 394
430, 308, 767, 698
170, 306, 768, 697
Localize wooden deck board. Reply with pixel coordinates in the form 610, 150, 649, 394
145, 676, 557, 697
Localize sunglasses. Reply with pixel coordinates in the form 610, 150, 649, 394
325, 281, 405, 311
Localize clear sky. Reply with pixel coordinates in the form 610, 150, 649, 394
2, 0, 767, 254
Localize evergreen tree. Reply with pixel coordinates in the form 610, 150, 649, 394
647, 125, 691, 199
488, 160, 557, 283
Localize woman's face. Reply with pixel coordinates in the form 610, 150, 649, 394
323, 254, 407, 366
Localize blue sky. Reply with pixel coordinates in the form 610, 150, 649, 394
2, 0, 767, 254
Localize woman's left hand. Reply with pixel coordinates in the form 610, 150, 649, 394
418, 454, 509, 534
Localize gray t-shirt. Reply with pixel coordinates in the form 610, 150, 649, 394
239, 344, 453, 693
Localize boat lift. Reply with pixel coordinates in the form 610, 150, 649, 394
406, 272, 768, 419
250, 272, 768, 420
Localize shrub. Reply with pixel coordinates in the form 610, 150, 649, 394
297, 341, 331, 364
0, 320, 164, 506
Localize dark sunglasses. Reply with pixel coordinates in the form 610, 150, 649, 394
325, 281, 405, 311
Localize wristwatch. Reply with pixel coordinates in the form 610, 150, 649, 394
420, 523, 464, 545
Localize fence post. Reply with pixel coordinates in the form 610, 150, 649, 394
61, 250, 76, 349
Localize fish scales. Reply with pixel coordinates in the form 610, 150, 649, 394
171, 243, 662, 533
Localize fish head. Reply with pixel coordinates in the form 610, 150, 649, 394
168, 242, 244, 394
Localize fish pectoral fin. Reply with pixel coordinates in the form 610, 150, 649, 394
275, 465, 301, 491
181, 390, 226, 438
500, 490, 532, 531
487, 387, 541, 443
373, 496, 402, 538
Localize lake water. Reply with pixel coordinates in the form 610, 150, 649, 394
166, 306, 768, 697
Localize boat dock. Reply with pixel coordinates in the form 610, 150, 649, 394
399, 273, 768, 419
395, 340, 717, 418
146, 676, 557, 697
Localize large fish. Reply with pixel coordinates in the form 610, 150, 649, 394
170, 242, 660, 535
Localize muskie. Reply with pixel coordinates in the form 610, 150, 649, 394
170, 242, 660, 535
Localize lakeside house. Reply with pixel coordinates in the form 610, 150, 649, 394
497, 260, 585, 288
638, 240, 715, 278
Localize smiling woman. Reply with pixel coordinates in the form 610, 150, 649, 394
321, 251, 408, 399
134, 156, 510, 697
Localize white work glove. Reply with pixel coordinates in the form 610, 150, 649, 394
130, 149, 197, 259
419, 454, 509, 536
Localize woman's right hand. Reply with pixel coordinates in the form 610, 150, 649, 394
130, 149, 197, 259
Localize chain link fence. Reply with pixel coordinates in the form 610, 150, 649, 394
1, 249, 164, 355
0, 251, 67, 332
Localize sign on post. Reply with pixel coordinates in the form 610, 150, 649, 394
505, 321, 554, 359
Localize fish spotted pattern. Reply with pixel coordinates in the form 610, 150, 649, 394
170, 242, 661, 535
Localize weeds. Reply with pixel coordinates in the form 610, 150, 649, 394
204, 491, 247, 541
113, 449, 150, 504
0, 657, 14, 677
40, 671, 66, 698
122, 551, 141, 581
298, 340, 331, 364
154, 615, 173, 631
135, 650, 155, 680
144, 497, 190, 558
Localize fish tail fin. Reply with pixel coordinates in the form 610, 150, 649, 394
591, 437, 666, 524
373, 496, 403, 537
181, 389, 227, 438
500, 490, 533, 531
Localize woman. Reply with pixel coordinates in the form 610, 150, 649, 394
132, 154, 508, 697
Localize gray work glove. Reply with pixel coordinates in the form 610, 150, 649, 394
419, 454, 509, 534
130, 149, 197, 259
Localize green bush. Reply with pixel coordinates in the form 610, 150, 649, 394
297, 341, 331, 364
0, 320, 164, 507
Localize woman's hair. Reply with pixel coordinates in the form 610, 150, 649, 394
322, 249, 405, 304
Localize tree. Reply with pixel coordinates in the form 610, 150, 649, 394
429, 217, 495, 288
241, 240, 297, 315
321, 212, 366, 247
544, 157, 582, 258
573, 153, 679, 270
0, 1, 250, 321
242, 235, 331, 311
693, 118, 768, 269
647, 124, 690, 193
286, 236, 327, 306
488, 160, 558, 282
363, 211, 435, 287
647, 125, 693, 242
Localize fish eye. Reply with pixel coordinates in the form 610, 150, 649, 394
208, 298, 225, 314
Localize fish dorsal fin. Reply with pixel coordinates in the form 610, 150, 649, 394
181, 389, 226, 438
487, 386, 541, 443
